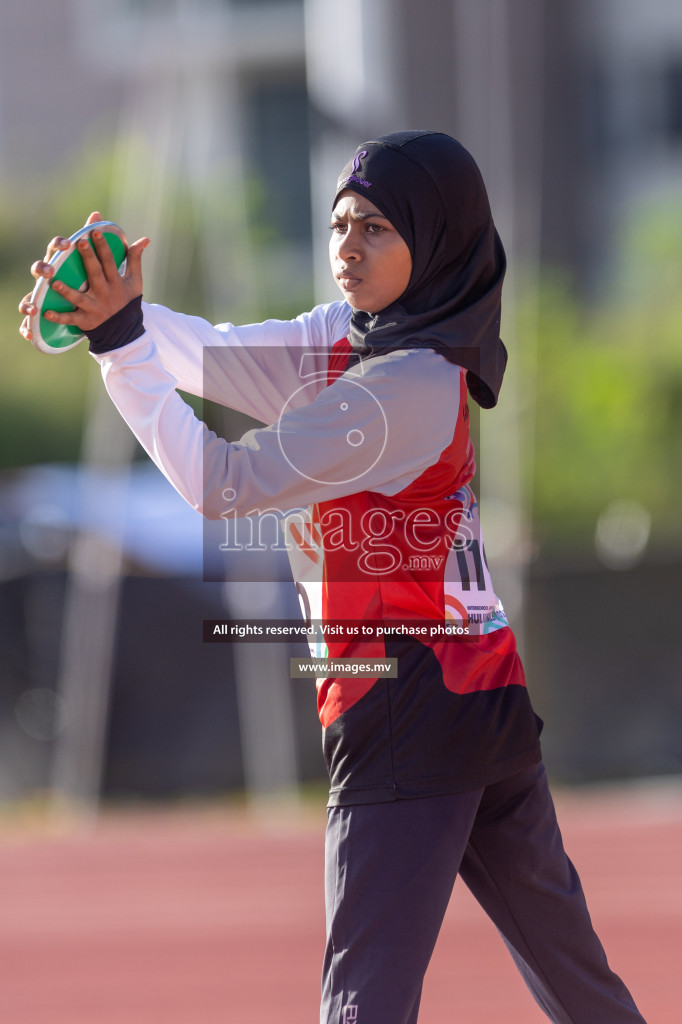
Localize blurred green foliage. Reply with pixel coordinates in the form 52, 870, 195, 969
0, 135, 313, 471
523, 193, 682, 552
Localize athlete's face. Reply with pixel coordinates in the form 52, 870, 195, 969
330, 191, 412, 314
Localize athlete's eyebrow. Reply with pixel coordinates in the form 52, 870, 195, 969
331, 208, 389, 221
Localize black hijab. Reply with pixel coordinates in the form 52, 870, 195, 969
333, 130, 507, 409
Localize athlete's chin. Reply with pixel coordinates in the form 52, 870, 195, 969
337, 285, 381, 314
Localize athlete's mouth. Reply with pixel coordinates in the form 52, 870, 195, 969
337, 272, 362, 289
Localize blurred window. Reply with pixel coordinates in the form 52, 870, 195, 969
662, 58, 682, 144
243, 76, 312, 243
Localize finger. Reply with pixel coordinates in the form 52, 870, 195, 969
90, 227, 121, 282
123, 237, 150, 289
31, 259, 55, 281
49, 276, 87, 307
86, 211, 103, 225
44, 235, 71, 262
74, 234, 106, 285
20, 316, 33, 342
41, 306, 85, 327
19, 292, 36, 316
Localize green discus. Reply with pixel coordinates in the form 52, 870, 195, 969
30, 221, 128, 354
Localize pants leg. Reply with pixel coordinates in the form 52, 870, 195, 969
320, 790, 482, 1024
458, 762, 647, 1024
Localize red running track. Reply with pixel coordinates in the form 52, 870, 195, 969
0, 780, 679, 1023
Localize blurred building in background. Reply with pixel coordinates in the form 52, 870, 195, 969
3, 0, 682, 293
0, 0, 681, 805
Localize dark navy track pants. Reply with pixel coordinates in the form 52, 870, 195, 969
321, 762, 646, 1024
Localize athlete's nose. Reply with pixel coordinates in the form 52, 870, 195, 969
336, 226, 362, 262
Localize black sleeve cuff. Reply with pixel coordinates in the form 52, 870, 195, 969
87, 295, 145, 355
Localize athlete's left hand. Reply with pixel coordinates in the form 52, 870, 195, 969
18, 211, 150, 343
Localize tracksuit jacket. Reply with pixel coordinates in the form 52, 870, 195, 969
92, 299, 542, 805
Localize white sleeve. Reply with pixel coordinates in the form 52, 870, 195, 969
138, 300, 352, 423
94, 336, 462, 520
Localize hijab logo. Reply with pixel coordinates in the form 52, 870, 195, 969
338, 149, 372, 189
352, 150, 367, 174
